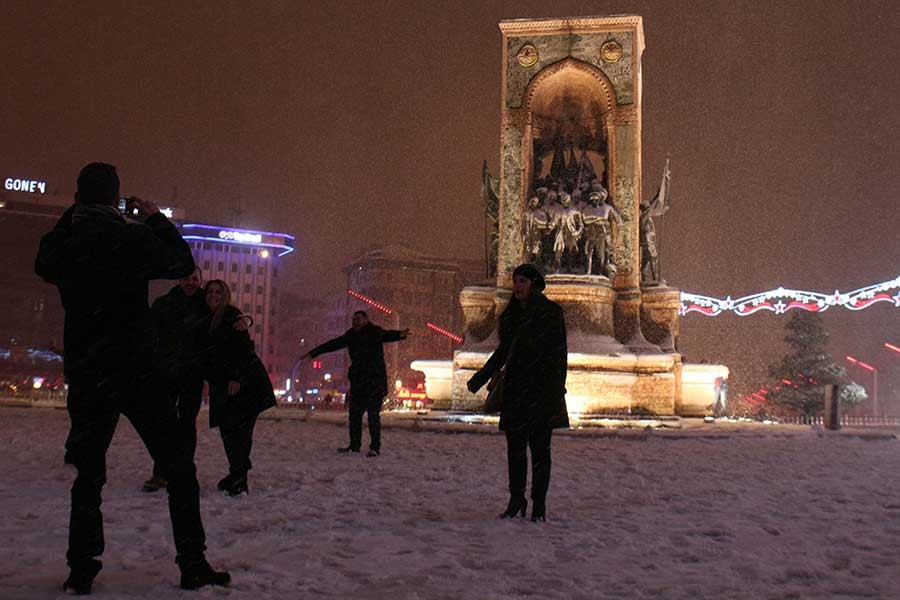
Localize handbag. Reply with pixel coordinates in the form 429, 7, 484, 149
483, 365, 507, 414
483, 325, 525, 415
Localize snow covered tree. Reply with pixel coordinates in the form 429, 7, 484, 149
767, 311, 866, 416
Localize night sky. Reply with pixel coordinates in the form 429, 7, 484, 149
2, 1, 898, 403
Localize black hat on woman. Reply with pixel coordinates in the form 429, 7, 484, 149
512, 263, 546, 293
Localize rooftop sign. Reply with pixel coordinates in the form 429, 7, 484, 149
4, 178, 46, 194
179, 223, 295, 256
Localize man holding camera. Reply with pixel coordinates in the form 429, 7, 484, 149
35, 163, 229, 594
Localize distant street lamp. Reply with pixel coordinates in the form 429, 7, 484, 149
846, 355, 879, 416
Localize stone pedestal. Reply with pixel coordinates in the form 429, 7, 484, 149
410, 360, 454, 410
452, 349, 681, 415
544, 274, 623, 354
640, 285, 681, 352
459, 285, 498, 350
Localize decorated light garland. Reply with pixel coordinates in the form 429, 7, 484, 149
680, 275, 900, 317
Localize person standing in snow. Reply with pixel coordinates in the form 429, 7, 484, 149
140, 267, 207, 492
199, 280, 275, 496
34, 162, 230, 593
467, 264, 568, 522
302, 310, 409, 457
141, 268, 251, 493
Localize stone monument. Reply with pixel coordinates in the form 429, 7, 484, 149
452, 16, 685, 416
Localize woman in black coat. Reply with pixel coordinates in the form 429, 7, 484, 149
201, 280, 275, 496
467, 264, 568, 521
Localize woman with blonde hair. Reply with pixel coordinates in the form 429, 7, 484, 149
200, 280, 275, 495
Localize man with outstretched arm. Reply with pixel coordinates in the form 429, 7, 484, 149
301, 310, 409, 457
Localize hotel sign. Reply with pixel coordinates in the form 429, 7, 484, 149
179, 223, 295, 256
219, 229, 262, 244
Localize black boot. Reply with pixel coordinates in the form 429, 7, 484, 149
337, 445, 360, 453
224, 475, 248, 497
216, 474, 233, 491
63, 558, 102, 595
179, 560, 231, 590
498, 495, 527, 519
142, 474, 168, 493
531, 498, 546, 522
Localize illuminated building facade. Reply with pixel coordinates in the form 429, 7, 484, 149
177, 223, 295, 380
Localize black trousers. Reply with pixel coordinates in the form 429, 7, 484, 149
505, 422, 553, 504
152, 375, 204, 478
219, 413, 258, 477
348, 393, 382, 452
65, 373, 207, 572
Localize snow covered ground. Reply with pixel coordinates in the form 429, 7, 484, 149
2, 406, 900, 599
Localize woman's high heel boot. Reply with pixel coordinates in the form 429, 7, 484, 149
531, 499, 546, 522
499, 495, 527, 519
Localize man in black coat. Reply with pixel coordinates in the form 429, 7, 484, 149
35, 163, 229, 593
141, 267, 207, 492
304, 310, 409, 457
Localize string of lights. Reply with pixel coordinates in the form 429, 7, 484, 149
347, 289, 393, 315
680, 275, 900, 317
347, 290, 465, 344
426, 322, 464, 344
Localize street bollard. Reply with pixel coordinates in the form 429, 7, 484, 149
824, 384, 840, 430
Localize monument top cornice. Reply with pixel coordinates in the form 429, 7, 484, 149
499, 15, 643, 35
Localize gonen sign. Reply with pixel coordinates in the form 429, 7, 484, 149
4, 178, 47, 194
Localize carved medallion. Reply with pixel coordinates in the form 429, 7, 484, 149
516, 44, 539, 67
600, 40, 623, 63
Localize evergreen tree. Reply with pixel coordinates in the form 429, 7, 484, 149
767, 311, 866, 416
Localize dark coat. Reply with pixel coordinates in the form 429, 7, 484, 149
34, 204, 195, 381
469, 293, 569, 431
309, 323, 405, 400
200, 305, 275, 429
151, 285, 209, 379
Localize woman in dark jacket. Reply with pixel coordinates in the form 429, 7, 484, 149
200, 280, 275, 496
467, 264, 568, 521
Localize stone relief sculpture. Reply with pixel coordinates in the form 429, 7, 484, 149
522, 137, 622, 278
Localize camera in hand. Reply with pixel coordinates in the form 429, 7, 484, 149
118, 197, 139, 217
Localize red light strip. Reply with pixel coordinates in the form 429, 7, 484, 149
426, 322, 463, 344
846, 355, 876, 372
885, 343, 900, 354
347, 289, 393, 315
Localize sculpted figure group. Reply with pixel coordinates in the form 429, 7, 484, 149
526, 179, 621, 277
